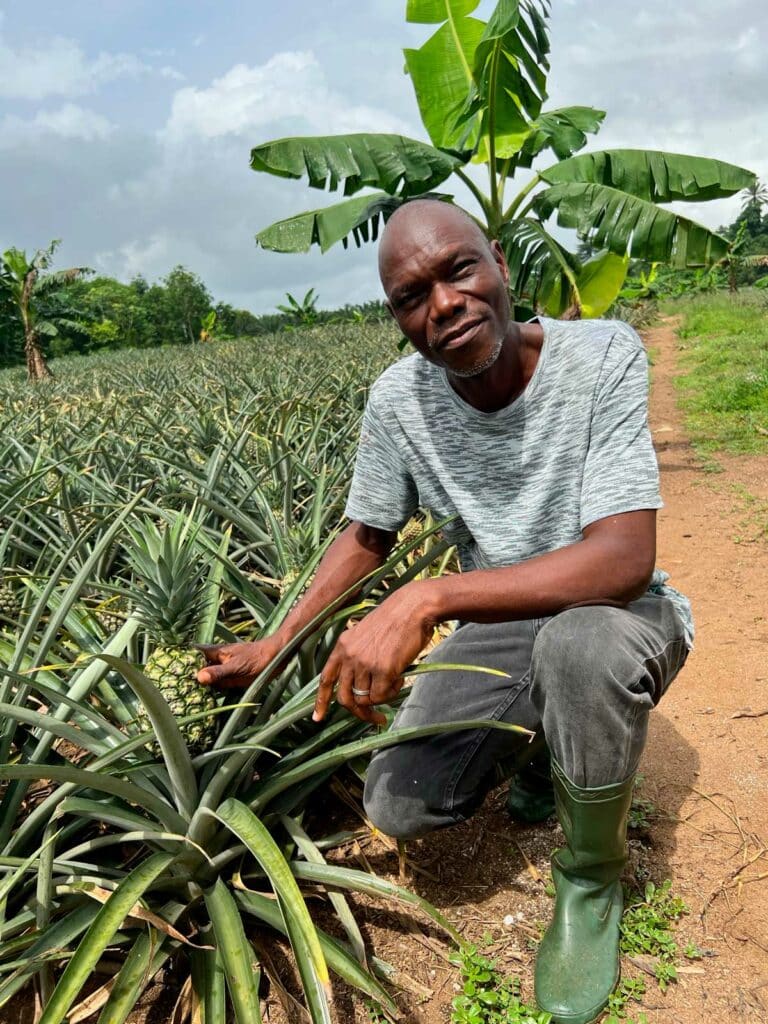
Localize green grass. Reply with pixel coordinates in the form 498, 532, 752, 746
665, 291, 768, 455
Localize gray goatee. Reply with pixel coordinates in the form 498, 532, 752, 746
448, 335, 504, 379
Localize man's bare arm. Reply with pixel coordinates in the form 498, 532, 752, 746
197, 520, 395, 687
313, 510, 656, 724
417, 510, 656, 625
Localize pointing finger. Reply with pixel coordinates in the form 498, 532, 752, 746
313, 656, 339, 722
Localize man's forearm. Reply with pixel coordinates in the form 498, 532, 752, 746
416, 514, 655, 627
272, 521, 394, 643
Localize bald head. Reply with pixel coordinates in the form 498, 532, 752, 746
378, 200, 492, 285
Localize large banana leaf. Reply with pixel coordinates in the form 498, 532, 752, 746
404, 1, 485, 152
576, 250, 629, 318
250, 134, 459, 197
464, 0, 550, 162
499, 217, 578, 315
256, 192, 403, 253
539, 149, 755, 203
534, 182, 733, 268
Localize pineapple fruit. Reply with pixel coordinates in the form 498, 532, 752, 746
123, 516, 219, 753
92, 595, 129, 635
0, 573, 22, 624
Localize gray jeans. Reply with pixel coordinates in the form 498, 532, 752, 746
363, 595, 689, 839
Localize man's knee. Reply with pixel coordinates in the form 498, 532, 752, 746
532, 607, 632, 687
363, 749, 448, 840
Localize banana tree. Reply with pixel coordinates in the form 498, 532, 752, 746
251, 0, 756, 319
0, 241, 89, 382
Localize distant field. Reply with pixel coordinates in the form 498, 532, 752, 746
665, 290, 768, 455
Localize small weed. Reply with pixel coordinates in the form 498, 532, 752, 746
364, 998, 388, 1023
603, 977, 648, 1023
628, 776, 657, 831
683, 941, 704, 960
621, 880, 688, 963
450, 944, 552, 1024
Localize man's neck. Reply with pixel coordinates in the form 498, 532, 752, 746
447, 321, 544, 413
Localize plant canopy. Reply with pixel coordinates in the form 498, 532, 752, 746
251, 0, 755, 319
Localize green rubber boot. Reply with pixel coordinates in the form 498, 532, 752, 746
534, 761, 634, 1024
506, 743, 555, 823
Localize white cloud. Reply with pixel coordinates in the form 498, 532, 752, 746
0, 103, 114, 143
164, 50, 414, 141
95, 233, 172, 282
0, 33, 148, 100
159, 66, 185, 82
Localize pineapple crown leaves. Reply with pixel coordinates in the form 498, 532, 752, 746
123, 513, 215, 646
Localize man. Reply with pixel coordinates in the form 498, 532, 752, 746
199, 199, 692, 1024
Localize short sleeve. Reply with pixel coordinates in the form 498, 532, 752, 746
344, 395, 419, 531
580, 332, 663, 530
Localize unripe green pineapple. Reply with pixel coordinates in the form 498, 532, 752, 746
143, 646, 213, 750
92, 596, 129, 635
0, 574, 22, 624
124, 516, 219, 753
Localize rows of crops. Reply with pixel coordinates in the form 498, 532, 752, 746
0, 324, 490, 1023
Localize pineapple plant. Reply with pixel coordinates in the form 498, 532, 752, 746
123, 515, 219, 753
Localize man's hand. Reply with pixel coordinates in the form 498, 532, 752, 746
197, 635, 287, 689
313, 582, 437, 726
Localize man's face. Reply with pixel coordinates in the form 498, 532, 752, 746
379, 204, 511, 376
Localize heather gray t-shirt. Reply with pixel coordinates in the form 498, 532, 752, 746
345, 317, 693, 645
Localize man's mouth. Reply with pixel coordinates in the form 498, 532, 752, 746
436, 319, 484, 351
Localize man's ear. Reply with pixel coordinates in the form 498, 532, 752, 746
490, 239, 510, 284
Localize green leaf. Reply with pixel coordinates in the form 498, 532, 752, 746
211, 799, 331, 1023
97, 927, 165, 1024
94, 654, 198, 822
0, 904, 99, 1007
0, 764, 186, 834
204, 880, 262, 1024
252, 715, 532, 810
539, 149, 756, 203
236, 888, 398, 1018
404, 13, 485, 151
37, 853, 173, 1024
256, 192, 402, 253
190, 940, 227, 1024
290, 861, 461, 943
576, 250, 629, 317
534, 182, 733, 268
514, 106, 605, 168
280, 814, 368, 969
251, 134, 459, 197
466, 0, 551, 162
407, 0, 479, 23
499, 217, 578, 315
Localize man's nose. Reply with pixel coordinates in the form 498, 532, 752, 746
430, 282, 466, 321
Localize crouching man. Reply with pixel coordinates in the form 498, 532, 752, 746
199, 199, 692, 1024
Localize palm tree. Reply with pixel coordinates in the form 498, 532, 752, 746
740, 179, 768, 215
0, 241, 89, 382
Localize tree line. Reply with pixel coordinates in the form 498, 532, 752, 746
0, 245, 389, 378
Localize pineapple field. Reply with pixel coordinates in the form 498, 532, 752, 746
0, 323, 509, 1023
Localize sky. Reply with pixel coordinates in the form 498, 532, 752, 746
0, 1, 765, 314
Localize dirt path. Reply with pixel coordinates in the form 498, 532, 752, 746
344, 317, 768, 1024
639, 317, 768, 1021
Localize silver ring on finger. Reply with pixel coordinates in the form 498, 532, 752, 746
352, 687, 371, 697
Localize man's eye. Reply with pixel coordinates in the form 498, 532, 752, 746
452, 261, 476, 277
